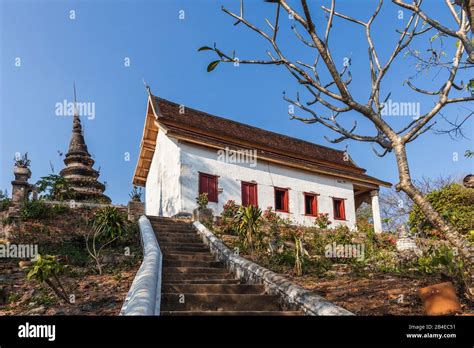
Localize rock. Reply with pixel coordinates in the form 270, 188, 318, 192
19, 260, 32, 270
396, 237, 418, 252
81, 304, 93, 312
419, 282, 461, 315
25, 305, 46, 315
102, 253, 126, 266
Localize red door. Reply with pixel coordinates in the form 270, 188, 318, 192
241, 182, 258, 207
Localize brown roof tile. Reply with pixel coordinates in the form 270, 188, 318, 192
144, 96, 390, 188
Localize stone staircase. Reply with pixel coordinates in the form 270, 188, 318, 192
148, 216, 302, 316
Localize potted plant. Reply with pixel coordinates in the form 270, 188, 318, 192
193, 193, 213, 222
127, 186, 144, 221
13, 153, 31, 181
129, 186, 143, 202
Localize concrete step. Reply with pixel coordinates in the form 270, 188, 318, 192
160, 242, 206, 248
163, 279, 241, 285
162, 284, 265, 294
153, 226, 195, 232
161, 294, 282, 311
163, 253, 216, 262
150, 216, 294, 315
157, 236, 202, 244
163, 260, 223, 268
160, 310, 303, 316
160, 245, 209, 253
163, 267, 227, 274
150, 221, 193, 227
148, 216, 191, 224
162, 273, 235, 281
156, 232, 200, 238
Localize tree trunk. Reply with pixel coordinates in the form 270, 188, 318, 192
393, 142, 474, 300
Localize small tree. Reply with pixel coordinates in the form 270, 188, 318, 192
26, 254, 69, 303
86, 207, 127, 274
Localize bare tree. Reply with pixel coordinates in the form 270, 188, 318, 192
200, 0, 473, 298
380, 175, 458, 231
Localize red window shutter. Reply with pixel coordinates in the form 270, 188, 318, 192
304, 193, 318, 216
339, 199, 345, 220
199, 173, 218, 202
333, 198, 345, 220
249, 184, 257, 206
275, 188, 289, 213
242, 182, 257, 207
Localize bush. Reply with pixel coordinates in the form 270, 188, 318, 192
0, 195, 10, 212
20, 201, 68, 220
20, 201, 52, 220
218, 200, 240, 235
26, 254, 69, 302
91, 206, 128, 242
314, 213, 332, 229
416, 244, 463, 276
235, 205, 263, 253
408, 183, 474, 235
195, 193, 209, 209
36, 174, 75, 201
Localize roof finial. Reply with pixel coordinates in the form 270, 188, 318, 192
73, 82, 78, 117
143, 78, 152, 96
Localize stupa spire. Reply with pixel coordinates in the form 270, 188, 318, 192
59, 84, 111, 203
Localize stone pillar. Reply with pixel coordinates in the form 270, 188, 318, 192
9, 166, 33, 217
11, 166, 32, 203
370, 190, 383, 234
127, 201, 145, 222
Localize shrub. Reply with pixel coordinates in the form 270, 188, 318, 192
26, 254, 69, 302
222, 200, 239, 218
416, 244, 463, 276
314, 213, 332, 229
218, 200, 240, 235
90, 206, 128, 242
36, 175, 75, 201
0, 190, 10, 212
196, 193, 209, 209
235, 205, 263, 253
408, 183, 474, 236
20, 200, 51, 220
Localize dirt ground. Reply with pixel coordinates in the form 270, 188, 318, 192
287, 273, 473, 315
0, 259, 137, 315
0, 207, 141, 316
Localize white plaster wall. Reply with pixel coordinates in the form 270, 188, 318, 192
177, 139, 356, 228
145, 130, 181, 216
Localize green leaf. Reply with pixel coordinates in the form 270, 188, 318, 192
198, 46, 213, 52
207, 60, 220, 72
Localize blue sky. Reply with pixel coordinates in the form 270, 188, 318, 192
1, 0, 472, 204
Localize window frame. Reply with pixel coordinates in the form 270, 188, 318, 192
274, 187, 289, 213
332, 197, 346, 220
198, 172, 218, 203
304, 192, 318, 217
241, 181, 258, 207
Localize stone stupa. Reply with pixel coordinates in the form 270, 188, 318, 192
59, 87, 111, 203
